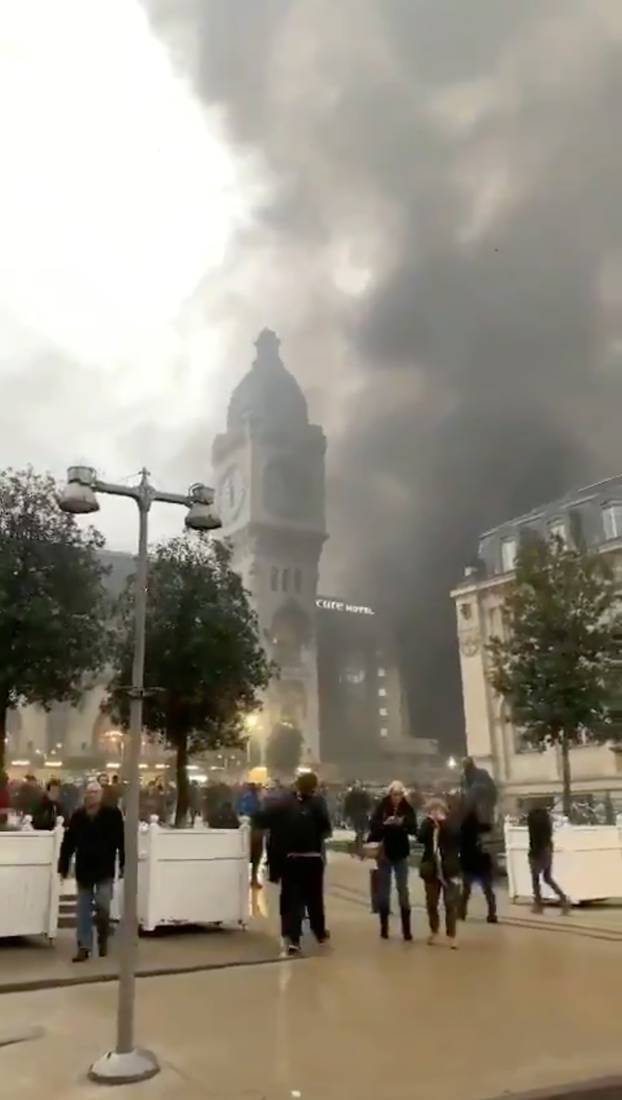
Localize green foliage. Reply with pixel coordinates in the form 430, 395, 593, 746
0, 468, 110, 769
489, 536, 622, 813
106, 535, 272, 822
265, 722, 303, 777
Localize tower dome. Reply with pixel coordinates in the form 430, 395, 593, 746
227, 329, 308, 433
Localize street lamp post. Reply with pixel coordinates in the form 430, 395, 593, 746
59, 466, 220, 1085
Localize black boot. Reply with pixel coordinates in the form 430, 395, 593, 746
400, 907, 413, 942
96, 916, 110, 958
379, 908, 389, 940
72, 947, 90, 963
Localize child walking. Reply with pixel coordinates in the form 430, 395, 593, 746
418, 798, 461, 949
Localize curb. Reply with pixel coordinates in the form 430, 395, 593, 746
0, 951, 293, 997
484, 1077, 622, 1099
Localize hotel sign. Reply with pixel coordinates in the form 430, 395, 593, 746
316, 598, 375, 616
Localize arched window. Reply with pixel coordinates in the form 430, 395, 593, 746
282, 568, 290, 593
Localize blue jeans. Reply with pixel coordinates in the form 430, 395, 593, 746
376, 857, 410, 910
77, 880, 113, 951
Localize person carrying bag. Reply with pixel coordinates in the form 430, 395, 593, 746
367, 781, 417, 941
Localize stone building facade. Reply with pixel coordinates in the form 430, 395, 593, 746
452, 475, 622, 813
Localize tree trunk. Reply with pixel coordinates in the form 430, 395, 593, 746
561, 732, 572, 820
174, 734, 189, 828
0, 702, 7, 774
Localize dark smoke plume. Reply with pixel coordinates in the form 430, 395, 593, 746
146, 0, 622, 746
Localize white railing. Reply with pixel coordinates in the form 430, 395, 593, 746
504, 817, 622, 904
113, 818, 250, 932
0, 817, 64, 940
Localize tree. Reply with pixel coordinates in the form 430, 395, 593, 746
0, 468, 110, 771
489, 536, 622, 818
265, 722, 303, 778
106, 536, 272, 824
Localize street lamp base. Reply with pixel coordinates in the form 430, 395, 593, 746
88, 1048, 160, 1085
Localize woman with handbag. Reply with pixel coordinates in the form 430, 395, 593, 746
367, 780, 417, 941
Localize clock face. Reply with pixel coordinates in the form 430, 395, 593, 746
218, 466, 246, 524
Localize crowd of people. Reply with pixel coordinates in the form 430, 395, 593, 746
0, 758, 571, 962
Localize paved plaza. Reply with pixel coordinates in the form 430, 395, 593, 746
1, 854, 621, 1100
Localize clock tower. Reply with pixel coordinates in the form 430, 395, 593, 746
212, 329, 327, 762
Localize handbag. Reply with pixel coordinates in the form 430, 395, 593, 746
369, 867, 380, 913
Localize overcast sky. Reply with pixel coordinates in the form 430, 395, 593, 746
3, 1, 622, 741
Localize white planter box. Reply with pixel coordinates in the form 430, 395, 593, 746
505, 819, 622, 904
113, 819, 251, 932
0, 819, 63, 940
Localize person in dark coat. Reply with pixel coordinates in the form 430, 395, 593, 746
32, 779, 63, 831
368, 781, 417, 941
254, 771, 331, 955
419, 798, 461, 948
58, 780, 124, 962
527, 805, 570, 915
344, 782, 372, 857
208, 800, 240, 829
462, 758, 497, 827
459, 804, 498, 923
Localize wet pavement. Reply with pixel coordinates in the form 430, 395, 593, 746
0, 854, 620, 1099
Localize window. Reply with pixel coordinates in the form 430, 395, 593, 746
378, 687, 387, 698
379, 707, 388, 717
501, 537, 517, 573
549, 519, 566, 546
342, 668, 365, 685
380, 727, 389, 738
271, 567, 279, 592
282, 568, 290, 592
603, 504, 622, 541
294, 568, 302, 594
378, 667, 386, 677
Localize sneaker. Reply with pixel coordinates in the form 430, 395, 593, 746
72, 947, 90, 963
316, 930, 331, 945
531, 902, 544, 915
426, 933, 438, 946
287, 943, 302, 957
487, 915, 499, 924
448, 938, 459, 950
561, 900, 571, 916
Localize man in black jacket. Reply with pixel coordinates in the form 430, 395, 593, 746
255, 771, 331, 956
32, 779, 63, 831
58, 780, 124, 962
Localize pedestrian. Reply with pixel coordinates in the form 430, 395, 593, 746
419, 797, 461, 949
0, 770, 9, 827
105, 774, 122, 809
527, 805, 570, 915
462, 757, 498, 827
237, 782, 264, 888
459, 800, 498, 924
17, 774, 41, 818
32, 779, 64, 830
208, 798, 240, 829
344, 781, 372, 858
254, 771, 331, 956
58, 780, 125, 963
367, 780, 417, 941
